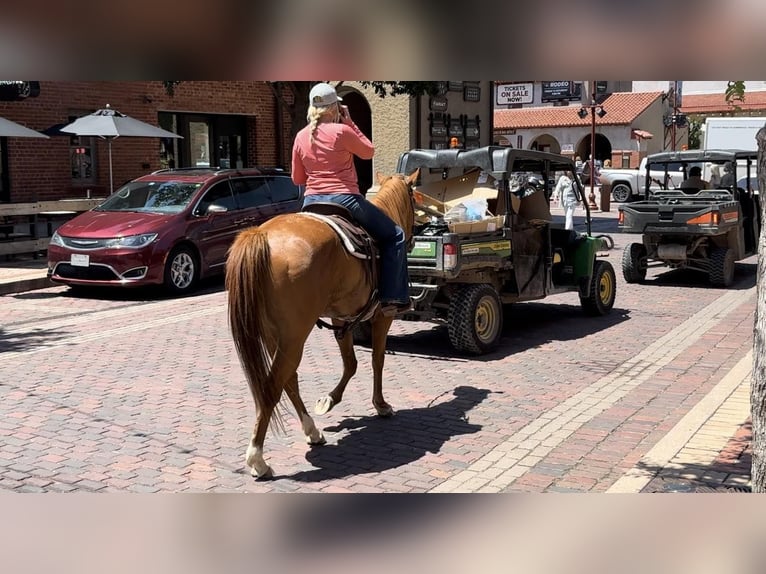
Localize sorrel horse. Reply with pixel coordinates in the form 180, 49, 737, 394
225, 170, 419, 478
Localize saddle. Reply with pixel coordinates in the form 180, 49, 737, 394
301, 202, 382, 338
301, 202, 378, 262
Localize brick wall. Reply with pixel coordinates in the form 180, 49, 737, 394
0, 81, 287, 202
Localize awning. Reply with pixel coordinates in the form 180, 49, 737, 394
631, 129, 654, 140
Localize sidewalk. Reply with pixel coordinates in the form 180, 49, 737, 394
0, 254, 51, 296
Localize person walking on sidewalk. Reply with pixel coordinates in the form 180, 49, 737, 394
291, 82, 411, 316
554, 170, 579, 230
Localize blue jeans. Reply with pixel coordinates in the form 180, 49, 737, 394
303, 193, 409, 302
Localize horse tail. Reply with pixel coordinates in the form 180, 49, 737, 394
225, 228, 285, 431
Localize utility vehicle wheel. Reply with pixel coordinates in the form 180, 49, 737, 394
611, 183, 632, 203
621, 243, 647, 283
581, 260, 616, 316
447, 284, 503, 355
164, 245, 199, 295
352, 321, 372, 346
709, 247, 735, 288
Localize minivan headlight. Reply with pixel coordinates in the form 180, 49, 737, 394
104, 233, 158, 249
49, 231, 65, 247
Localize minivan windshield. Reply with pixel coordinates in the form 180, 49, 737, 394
95, 180, 203, 213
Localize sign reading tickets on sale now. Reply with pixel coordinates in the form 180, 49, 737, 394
496, 83, 533, 105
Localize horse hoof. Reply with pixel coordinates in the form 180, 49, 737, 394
307, 433, 327, 446
315, 396, 335, 415
250, 465, 274, 480
374, 404, 395, 417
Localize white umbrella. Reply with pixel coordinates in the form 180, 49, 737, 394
0, 116, 49, 138
60, 104, 182, 193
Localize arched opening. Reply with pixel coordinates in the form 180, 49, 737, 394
575, 133, 612, 165
337, 89, 373, 195
529, 133, 561, 154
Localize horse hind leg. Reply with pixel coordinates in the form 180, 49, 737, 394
315, 323, 358, 415
284, 372, 326, 446
245, 402, 277, 479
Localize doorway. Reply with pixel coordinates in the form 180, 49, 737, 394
339, 90, 373, 195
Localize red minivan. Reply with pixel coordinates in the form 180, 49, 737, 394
48, 168, 303, 294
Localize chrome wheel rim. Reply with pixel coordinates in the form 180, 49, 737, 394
170, 252, 195, 289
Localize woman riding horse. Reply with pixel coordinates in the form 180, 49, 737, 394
292, 82, 412, 316
226, 169, 418, 479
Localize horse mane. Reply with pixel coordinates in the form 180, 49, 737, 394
370, 174, 413, 235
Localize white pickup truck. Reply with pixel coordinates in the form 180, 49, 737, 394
599, 157, 686, 203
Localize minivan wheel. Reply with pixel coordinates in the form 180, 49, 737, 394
164, 246, 199, 295
611, 183, 632, 203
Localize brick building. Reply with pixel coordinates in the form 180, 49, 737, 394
0, 81, 290, 203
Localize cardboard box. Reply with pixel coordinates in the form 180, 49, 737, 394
448, 215, 505, 234
415, 169, 482, 208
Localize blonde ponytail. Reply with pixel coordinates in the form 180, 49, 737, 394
307, 104, 340, 143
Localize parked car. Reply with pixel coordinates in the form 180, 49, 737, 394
599, 157, 688, 203
48, 167, 303, 294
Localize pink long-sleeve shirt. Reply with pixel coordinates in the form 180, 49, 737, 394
291, 120, 374, 196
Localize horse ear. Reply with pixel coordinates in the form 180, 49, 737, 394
406, 168, 420, 186
376, 172, 386, 185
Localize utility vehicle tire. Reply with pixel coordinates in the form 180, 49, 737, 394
611, 183, 632, 203
621, 243, 647, 283
447, 284, 503, 355
352, 321, 372, 346
709, 247, 735, 288
581, 260, 616, 316
164, 245, 199, 295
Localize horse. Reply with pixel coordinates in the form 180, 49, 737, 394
225, 170, 419, 479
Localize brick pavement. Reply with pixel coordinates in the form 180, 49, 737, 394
0, 209, 757, 492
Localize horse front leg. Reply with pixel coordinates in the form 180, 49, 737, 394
370, 314, 395, 417
315, 320, 357, 415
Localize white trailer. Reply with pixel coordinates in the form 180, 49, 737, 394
702, 116, 766, 151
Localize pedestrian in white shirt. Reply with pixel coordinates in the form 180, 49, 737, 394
554, 171, 579, 230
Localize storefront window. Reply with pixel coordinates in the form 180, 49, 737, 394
190, 120, 211, 167
68, 114, 96, 184
158, 113, 178, 170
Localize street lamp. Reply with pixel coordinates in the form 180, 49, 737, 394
578, 80, 607, 210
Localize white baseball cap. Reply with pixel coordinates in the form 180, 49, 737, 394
309, 82, 342, 108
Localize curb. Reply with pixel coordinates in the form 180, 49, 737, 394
0, 276, 53, 297
606, 350, 753, 493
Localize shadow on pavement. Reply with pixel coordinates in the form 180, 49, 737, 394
0, 326, 70, 353
285, 385, 491, 483
376, 304, 631, 361
11, 276, 226, 302
642, 262, 756, 291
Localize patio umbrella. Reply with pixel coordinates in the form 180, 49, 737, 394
0, 116, 49, 138
60, 104, 182, 193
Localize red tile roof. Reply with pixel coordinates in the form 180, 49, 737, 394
494, 91, 663, 129
680, 91, 766, 114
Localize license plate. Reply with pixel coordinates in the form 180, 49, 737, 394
70, 254, 90, 267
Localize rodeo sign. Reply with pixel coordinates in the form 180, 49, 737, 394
496, 83, 533, 105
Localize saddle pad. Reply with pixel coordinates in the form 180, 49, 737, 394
299, 212, 370, 260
